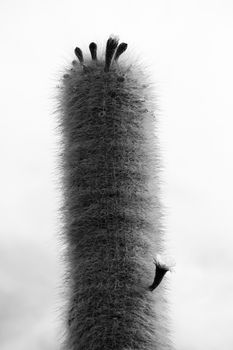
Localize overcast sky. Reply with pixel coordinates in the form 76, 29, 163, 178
0, 0, 233, 349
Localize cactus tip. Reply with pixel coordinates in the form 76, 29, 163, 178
114, 42, 128, 61
89, 42, 97, 60
104, 35, 119, 72
74, 47, 84, 64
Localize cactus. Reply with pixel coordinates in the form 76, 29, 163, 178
57, 35, 173, 350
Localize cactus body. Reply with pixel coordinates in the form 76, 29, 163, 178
58, 36, 173, 350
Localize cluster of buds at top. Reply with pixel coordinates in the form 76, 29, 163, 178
73, 36, 128, 72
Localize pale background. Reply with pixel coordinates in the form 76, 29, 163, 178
0, 0, 233, 349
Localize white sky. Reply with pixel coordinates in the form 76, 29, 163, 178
0, 0, 233, 349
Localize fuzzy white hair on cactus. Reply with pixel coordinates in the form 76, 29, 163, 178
155, 254, 176, 271
58, 35, 174, 350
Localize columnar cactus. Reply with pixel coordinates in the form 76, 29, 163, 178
57, 35, 173, 350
